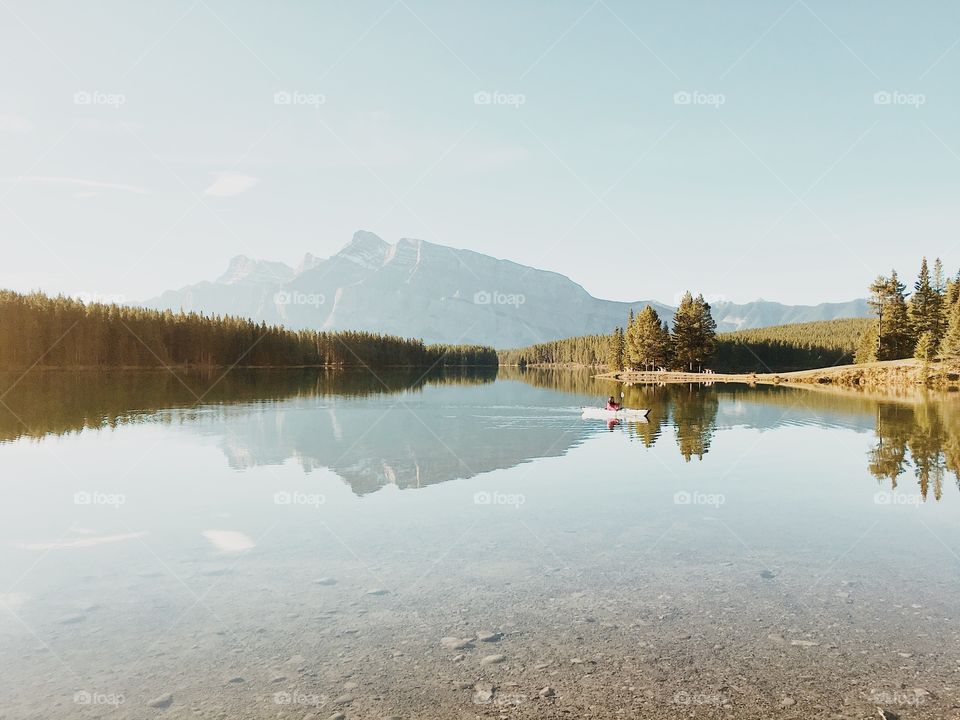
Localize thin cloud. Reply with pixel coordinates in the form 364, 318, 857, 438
17, 532, 146, 551
4, 175, 146, 194
203, 172, 258, 197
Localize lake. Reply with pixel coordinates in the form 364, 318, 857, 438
1, 368, 958, 719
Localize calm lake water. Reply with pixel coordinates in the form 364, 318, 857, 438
1, 368, 959, 719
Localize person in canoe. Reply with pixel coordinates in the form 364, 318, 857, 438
605, 396, 621, 411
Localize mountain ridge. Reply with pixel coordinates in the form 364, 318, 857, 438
142, 231, 871, 347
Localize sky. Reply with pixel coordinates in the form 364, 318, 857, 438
1, 0, 959, 306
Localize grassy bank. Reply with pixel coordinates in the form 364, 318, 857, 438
596, 358, 960, 391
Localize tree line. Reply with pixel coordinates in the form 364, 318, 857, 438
855, 257, 960, 363
714, 318, 872, 372
500, 292, 719, 372
0, 291, 498, 369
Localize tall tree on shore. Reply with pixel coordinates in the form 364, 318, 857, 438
607, 326, 625, 371
625, 308, 638, 367
933, 258, 948, 341
941, 299, 960, 359
671, 292, 717, 371
910, 257, 945, 350
694, 294, 718, 364
626, 305, 671, 370
868, 271, 913, 360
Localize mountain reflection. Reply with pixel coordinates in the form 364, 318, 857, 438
2, 367, 959, 499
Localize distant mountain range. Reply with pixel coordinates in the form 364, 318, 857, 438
141, 231, 871, 347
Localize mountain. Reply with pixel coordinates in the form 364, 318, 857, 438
141, 231, 871, 347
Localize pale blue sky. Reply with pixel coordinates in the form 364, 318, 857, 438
1, 0, 959, 305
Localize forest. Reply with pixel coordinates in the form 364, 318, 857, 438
0, 291, 498, 369
502, 258, 960, 373
855, 257, 960, 364
714, 318, 872, 371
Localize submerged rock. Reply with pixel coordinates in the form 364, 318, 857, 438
473, 682, 495, 704
441, 636, 474, 650
147, 693, 173, 708
480, 654, 506, 665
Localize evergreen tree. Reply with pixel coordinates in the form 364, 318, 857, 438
946, 273, 960, 308
627, 305, 670, 370
910, 257, 944, 350
671, 292, 698, 371
661, 321, 674, 368
607, 326, 625, 371
693, 294, 718, 367
868, 271, 913, 360
671, 292, 718, 371
625, 308, 639, 368
914, 331, 936, 362
933, 258, 948, 341
941, 300, 960, 359
855, 322, 879, 364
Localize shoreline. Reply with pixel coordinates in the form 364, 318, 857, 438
587, 358, 960, 391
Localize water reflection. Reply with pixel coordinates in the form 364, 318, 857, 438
2, 367, 959, 500
870, 401, 960, 500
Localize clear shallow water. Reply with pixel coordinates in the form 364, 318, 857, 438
1, 369, 959, 719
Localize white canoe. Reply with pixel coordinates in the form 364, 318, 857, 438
581, 407, 650, 421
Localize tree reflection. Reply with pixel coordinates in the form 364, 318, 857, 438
870, 398, 960, 500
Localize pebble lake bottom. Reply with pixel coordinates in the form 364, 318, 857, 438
0, 368, 957, 719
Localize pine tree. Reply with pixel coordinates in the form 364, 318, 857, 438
914, 331, 936, 362
607, 326, 625, 371
855, 322, 879, 364
693, 294, 718, 368
932, 258, 947, 342
869, 271, 913, 360
910, 257, 944, 350
670, 292, 717, 371
671, 292, 698, 371
625, 308, 639, 368
628, 305, 671, 370
941, 300, 960, 359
